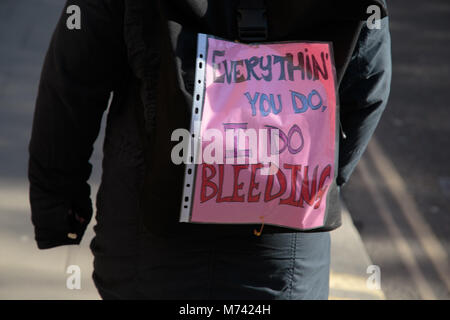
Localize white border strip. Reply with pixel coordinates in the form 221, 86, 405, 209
179, 33, 207, 223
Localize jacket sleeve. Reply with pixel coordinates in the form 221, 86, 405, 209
28, 0, 125, 249
337, 16, 392, 186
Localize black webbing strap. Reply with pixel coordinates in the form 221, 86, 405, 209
237, 0, 268, 42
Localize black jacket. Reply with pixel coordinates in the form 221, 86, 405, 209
29, 0, 389, 249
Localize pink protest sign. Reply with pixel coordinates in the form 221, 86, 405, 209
180, 33, 338, 231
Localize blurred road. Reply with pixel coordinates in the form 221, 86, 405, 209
0, 0, 101, 299
0, 0, 448, 300
342, 0, 450, 299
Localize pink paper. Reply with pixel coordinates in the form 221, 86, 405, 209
190, 35, 337, 230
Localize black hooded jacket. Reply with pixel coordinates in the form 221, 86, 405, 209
28, 0, 389, 249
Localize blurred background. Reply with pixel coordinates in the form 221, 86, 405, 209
0, 0, 100, 299
0, 0, 448, 299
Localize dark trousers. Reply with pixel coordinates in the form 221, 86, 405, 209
93, 230, 330, 300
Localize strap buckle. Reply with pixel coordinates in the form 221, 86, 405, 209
237, 0, 268, 42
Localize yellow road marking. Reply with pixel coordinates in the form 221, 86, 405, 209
368, 139, 450, 293
329, 270, 385, 299
358, 157, 436, 299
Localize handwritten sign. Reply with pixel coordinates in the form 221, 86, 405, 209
180, 34, 338, 231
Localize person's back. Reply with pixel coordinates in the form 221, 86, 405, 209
28, 0, 391, 299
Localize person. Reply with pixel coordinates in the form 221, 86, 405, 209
28, 0, 391, 299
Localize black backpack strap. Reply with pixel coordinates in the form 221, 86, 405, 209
237, 0, 268, 42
